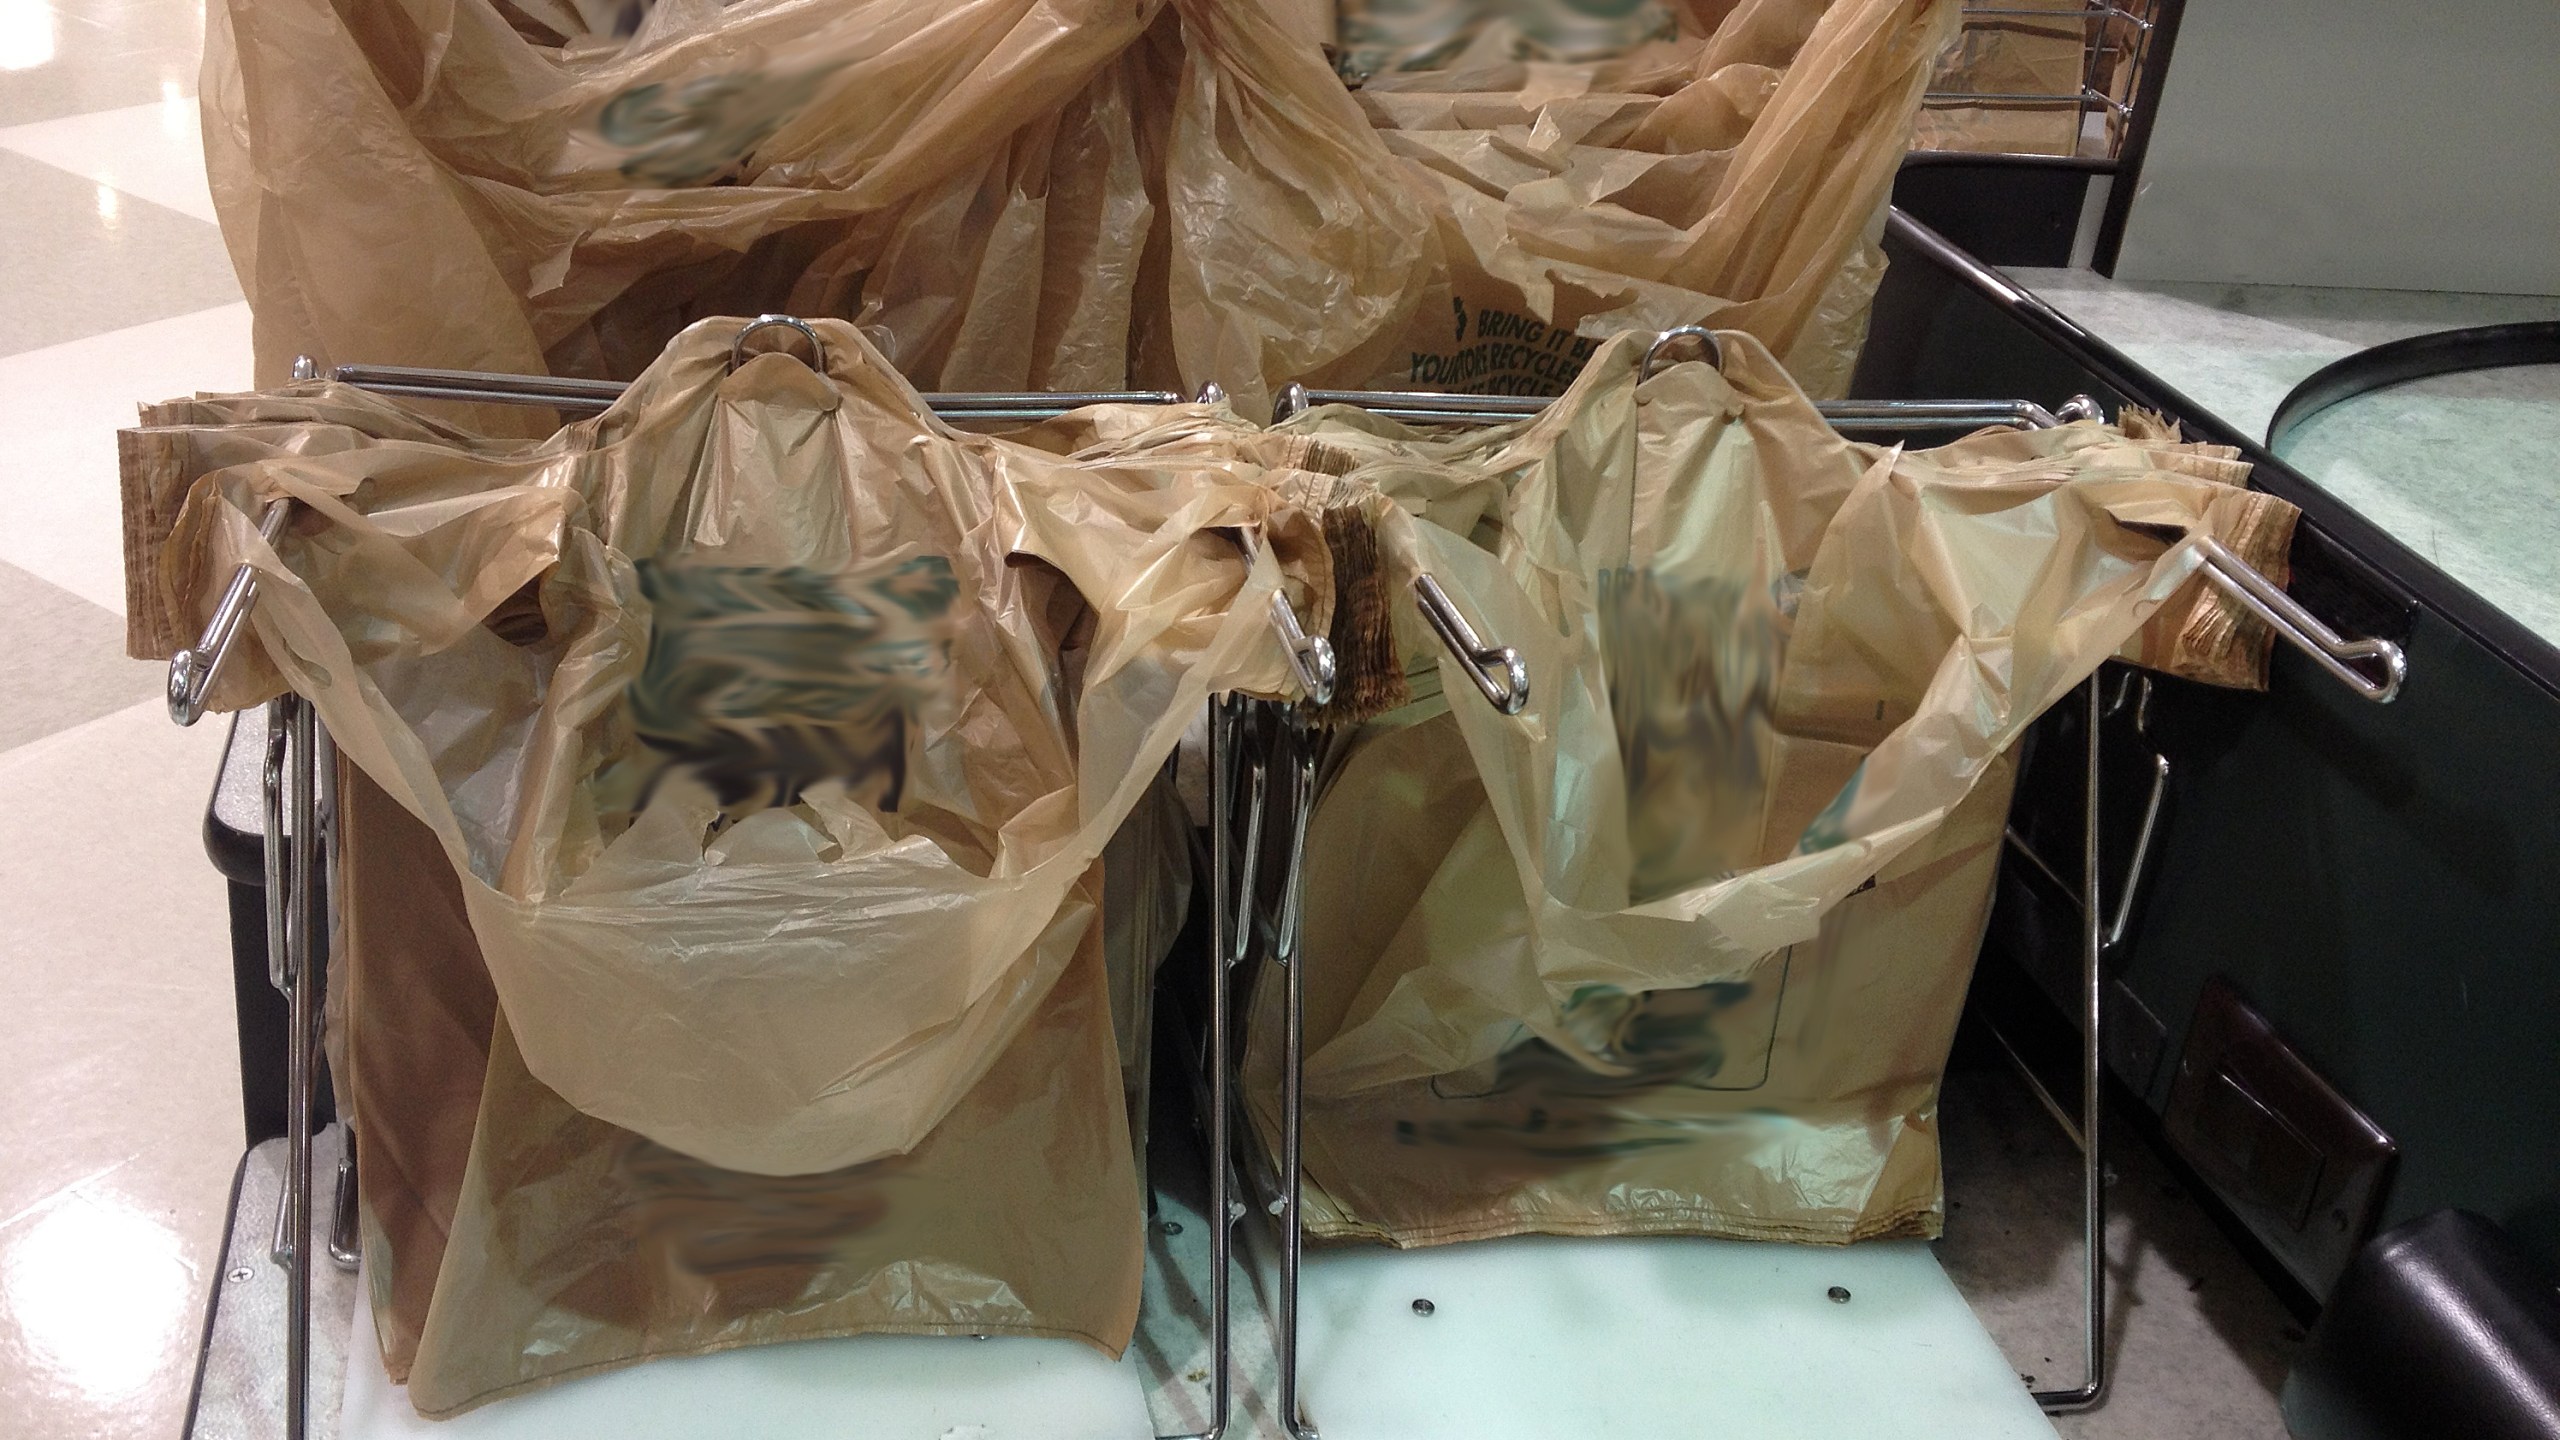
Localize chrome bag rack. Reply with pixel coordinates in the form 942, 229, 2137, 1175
1232, 326, 2408, 1436
166, 318, 2406, 1437
168, 317, 1362, 1440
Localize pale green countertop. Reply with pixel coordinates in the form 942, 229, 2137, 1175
2009, 268, 2560, 647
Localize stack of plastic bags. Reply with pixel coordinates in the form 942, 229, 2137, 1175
1228, 331, 2293, 1247
121, 313, 2298, 1409
203, 0, 1958, 416
123, 318, 1340, 1413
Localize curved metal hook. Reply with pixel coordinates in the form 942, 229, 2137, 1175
1229, 533, 1336, 706
1269, 593, 1338, 707
1413, 574, 1528, 715
168, 500, 295, 726
1272, 382, 1311, 424
2193, 535, 2405, 703
727, 314, 827, 374
2056, 394, 2106, 424
1641, 325, 1725, 382
290, 355, 321, 383
1194, 381, 1229, 406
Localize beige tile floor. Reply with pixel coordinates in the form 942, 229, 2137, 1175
0, 1, 254, 1434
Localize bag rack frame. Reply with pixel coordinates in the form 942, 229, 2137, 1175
1233, 327, 2405, 1435
162, 317, 2406, 1439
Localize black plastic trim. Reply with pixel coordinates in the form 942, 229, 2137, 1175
1883, 207, 2560, 702
1902, 151, 2117, 173
2092, 0, 2186, 275
2267, 322, 2560, 455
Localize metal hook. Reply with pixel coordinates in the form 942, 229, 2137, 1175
290, 355, 321, 382
1229, 726, 1267, 970
169, 500, 295, 726
1412, 574, 1528, 715
727, 314, 827, 374
1640, 325, 1724, 382
2057, 394, 2106, 424
1273, 382, 1311, 423
1270, 594, 1338, 707
1230, 532, 1337, 706
1195, 381, 1228, 406
2097, 668, 2173, 951
2192, 536, 2406, 703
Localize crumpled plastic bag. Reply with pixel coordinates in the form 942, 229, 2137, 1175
202, 0, 1954, 421
201, 0, 1173, 397
1240, 330, 2298, 1244
1147, 0, 1444, 422
1348, 0, 1963, 399
143, 317, 1320, 1178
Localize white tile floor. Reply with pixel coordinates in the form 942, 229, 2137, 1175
0, 3, 251, 1434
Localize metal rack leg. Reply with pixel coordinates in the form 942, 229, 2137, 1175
327, 1143, 361, 1272
1271, 710, 1321, 1440
1164, 698, 1245, 1440
264, 695, 319, 1440
313, 723, 359, 1277
2035, 675, 2108, 1411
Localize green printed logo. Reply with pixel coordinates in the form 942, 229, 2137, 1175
627, 556, 959, 816
595, 68, 837, 187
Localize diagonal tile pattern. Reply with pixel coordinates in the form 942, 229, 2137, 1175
0, 557, 165, 750
0, 0, 201, 126
1, 92, 219, 221
0, 147, 240, 358
0, 698, 241, 1440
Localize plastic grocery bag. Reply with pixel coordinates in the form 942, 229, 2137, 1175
1242, 330, 2297, 1244
1147, 0, 1443, 421
336, 758, 1145, 1414
142, 317, 1320, 1178
201, 0, 1171, 394
1348, 0, 1962, 399
205, 0, 1955, 424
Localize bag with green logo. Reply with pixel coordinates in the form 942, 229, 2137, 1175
202, 0, 1174, 405
1239, 330, 2296, 1246
131, 316, 1350, 1408
1345, 0, 1961, 400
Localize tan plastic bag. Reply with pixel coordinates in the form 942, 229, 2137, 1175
341, 760, 1143, 1414
336, 764, 492, 1380
1243, 330, 2296, 1244
201, 0, 1170, 391
205, 0, 1953, 421
340, 732, 1174, 1409
1350, 0, 1963, 399
397, 910, 1141, 1416
148, 318, 1315, 1177
1148, 0, 1443, 421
